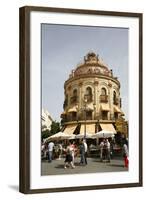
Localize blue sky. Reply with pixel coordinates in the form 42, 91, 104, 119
42, 24, 128, 121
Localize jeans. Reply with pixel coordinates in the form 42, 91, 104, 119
80, 152, 87, 165
48, 151, 53, 162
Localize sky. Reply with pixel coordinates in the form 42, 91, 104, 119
42, 24, 128, 122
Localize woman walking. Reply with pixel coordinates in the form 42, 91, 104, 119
123, 141, 129, 168
64, 142, 75, 169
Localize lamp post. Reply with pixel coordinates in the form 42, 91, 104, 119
96, 113, 100, 133
84, 97, 87, 139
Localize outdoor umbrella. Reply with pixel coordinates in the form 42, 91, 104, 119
45, 131, 72, 142
75, 132, 97, 139
96, 130, 115, 138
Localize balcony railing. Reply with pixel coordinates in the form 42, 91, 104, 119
84, 94, 93, 103
113, 98, 119, 105
70, 96, 78, 104
100, 95, 108, 103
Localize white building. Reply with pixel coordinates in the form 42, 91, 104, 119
41, 109, 53, 131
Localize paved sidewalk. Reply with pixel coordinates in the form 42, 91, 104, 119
41, 157, 128, 176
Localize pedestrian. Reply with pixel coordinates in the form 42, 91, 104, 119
83, 139, 88, 165
123, 141, 129, 168
48, 141, 54, 162
105, 138, 111, 162
102, 138, 107, 160
99, 139, 104, 162
58, 142, 63, 160
70, 141, 76, 164
79, 139, 88, 165
64, 142, 75, 169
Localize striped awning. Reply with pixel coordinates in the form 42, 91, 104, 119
100, 103, 109, 111
76, 124, 96, 138
114, 106, 121, 113
100, 123, 116, 133
63, 124, 77, 134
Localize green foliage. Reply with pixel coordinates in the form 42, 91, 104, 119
41, 121, 61, 141
41, 129, 51, 140
50, 121, 61, 134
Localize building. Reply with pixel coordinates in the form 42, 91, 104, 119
41, 109, 53, 131
61, 52, 127, 138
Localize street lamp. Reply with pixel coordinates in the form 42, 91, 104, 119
83, 97, 88, 139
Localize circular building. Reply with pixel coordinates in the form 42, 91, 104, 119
61, 52, 126, 139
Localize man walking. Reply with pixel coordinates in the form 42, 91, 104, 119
99, 139, 104, 162
105, 138, 111, 162
79, 139, 88, 165
48, 141, 54, 162
83, 139, 88, 165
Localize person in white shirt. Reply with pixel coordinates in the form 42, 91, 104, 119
99, 140, 104, 162
48, 141, 54, 162
105, 138, 111, 162
83, 139, 88, 165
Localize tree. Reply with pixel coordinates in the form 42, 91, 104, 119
41, 121, 61, 141
50, 121, 61, 135
41, 129, 51, 141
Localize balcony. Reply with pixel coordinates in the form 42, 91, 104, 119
70, 96, 78, 105
113, 98, 119, 105
100, 95, 108, 103
84, 94, 93, 103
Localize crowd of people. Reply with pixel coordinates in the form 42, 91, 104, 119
41, 138, 129, 169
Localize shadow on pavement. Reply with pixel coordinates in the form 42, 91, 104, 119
54, 164, 64, 169
107, 164, 124, 168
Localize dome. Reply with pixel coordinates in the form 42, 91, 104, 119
70, 52, 112, 78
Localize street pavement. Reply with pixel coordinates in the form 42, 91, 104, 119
41, 156, 128, 176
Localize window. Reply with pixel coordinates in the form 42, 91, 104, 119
100, 87, 108, 103
73, 89, 77, 96
63, 94, 68, 109
70, 89, 78, 104
72, 112, 77, 121
113, 91, 118, 105
114, 112, 118, 120
86, 111, 92, 120
101, 111, 108, 120
85, 87, 92, 102
101, 87, 107, 95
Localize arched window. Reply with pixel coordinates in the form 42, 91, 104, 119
70, 89, 78, 104
113, 91, 116, 104
100, 87, 108, 103
113, 91, 119, 105
73, 89, 77, 96
86, 87, 92, 95
85, 87, 92, 102
63, 94, 68, 109
101, 87, 107, 95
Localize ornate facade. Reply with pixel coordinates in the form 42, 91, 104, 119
61, 52, 126, 138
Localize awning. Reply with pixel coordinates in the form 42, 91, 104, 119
100, 103, 109, 111
68, 107, 77, 113
114, 106, 121, 113
63, 124, 77, 134
75, 124, 96, 138
100, 123, 116, 133
86, 103, 94, 111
